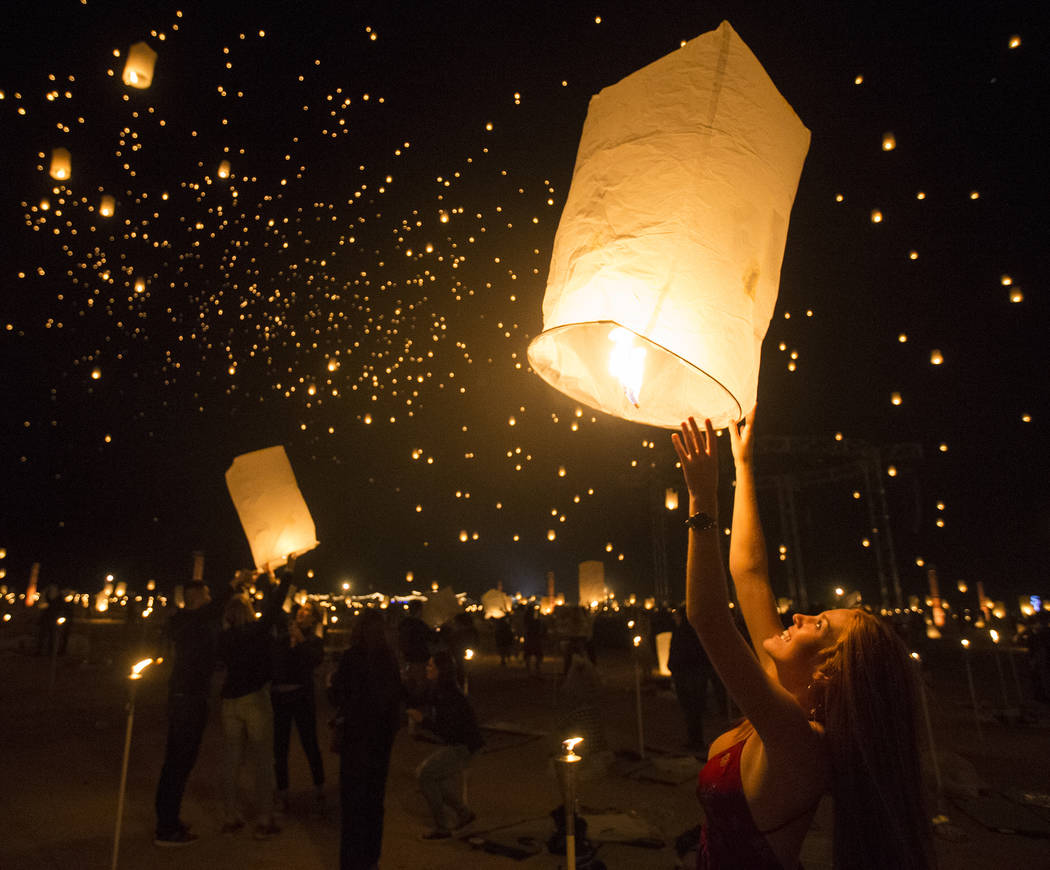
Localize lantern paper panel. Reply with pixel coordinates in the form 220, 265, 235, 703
481, 587, 513, 619
225, 445, 319, 570
122, 41, 158, 89
578, 559, 606, 605
421, 586, 462, 628
655, 631, 672, 675
527, 20, 810, 430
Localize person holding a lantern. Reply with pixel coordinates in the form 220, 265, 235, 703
271, 598, 326, 815
217, 559, 293, 840
673, 412, 932, 870
154, 571, 241, 847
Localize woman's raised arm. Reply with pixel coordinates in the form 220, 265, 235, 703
674, 417, 815, 756
728, 410, 783, 679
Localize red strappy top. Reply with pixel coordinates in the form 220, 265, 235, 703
696, 737, 809, 869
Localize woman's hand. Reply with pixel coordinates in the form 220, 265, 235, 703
728, 406, 757, 466
672, 416, 719, 514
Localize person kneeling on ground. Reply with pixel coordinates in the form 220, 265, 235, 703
407, 650, 484, 840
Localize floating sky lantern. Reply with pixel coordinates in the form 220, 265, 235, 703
217, 160, 231, 179
664, 487, 679, 511
49, 148, 71, 181
527, 21, 810, 430
578, 560, 605, 605
99, 195, 115, 217
225, 445, 319, 569
122, 41, 158, 89
882, 132, 896, 151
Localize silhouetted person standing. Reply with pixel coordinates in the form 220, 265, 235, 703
668, 604, 712, 756
272, 599, 326, 812
154, 575, 236, 846
329, 608, 403, 870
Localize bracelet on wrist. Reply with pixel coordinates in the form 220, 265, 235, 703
685, 511, 718, 532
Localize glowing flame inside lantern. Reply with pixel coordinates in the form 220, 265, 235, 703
608, 327, 646, 407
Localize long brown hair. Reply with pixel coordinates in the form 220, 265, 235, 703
347, 607, 390, 653
817, 610, 934, 869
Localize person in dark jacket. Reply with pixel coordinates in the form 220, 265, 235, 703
398, 598, 435, 703
271, 598, 326, 813
522, 605, 546, 675
668, 604, 712, 755
329, 607, 403, 870
493, 613, 515, 666
218, 560, 292, 839
408, 650, 484, 840
153, 573, 239, 847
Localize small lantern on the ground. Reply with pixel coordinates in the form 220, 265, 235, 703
528, 21, 810, 429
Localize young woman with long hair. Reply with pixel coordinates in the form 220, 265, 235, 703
672, 411, 932, 870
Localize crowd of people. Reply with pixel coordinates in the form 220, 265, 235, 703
150, 557, 486, 870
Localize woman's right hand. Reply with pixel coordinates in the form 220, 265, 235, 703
729, 406, 757, 466
672, 416, 719, 514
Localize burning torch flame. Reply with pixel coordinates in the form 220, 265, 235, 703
608, 327, 646, 408
130, 658, 154, 680
562, 737, 583, 759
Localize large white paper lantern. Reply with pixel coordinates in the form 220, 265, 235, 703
527, 21, 811, 430
122, 41, 158, 89
225, 445, 319, 570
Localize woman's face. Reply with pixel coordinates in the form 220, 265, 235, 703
425, 657, 438, 681
762, 609, 852, 673
295, 603, 317, 630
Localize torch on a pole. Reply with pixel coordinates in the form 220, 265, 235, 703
112, 657, 160, 870
553, 737, 583, 869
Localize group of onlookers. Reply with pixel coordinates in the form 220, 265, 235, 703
153, 557, 324, 845
152, 568, 484, 870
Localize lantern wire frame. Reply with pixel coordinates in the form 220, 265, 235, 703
528, 319, 742, 430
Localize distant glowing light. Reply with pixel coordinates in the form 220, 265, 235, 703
1009, 35, 1021, 49
890, 391, 902, 406
881, 132, 896, 151
870, 209, 883, 223
929, 349, 943, 365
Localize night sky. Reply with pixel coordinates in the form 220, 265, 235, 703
1, 1, 1046, 606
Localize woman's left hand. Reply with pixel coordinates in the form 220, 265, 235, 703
672, 416, 719, 514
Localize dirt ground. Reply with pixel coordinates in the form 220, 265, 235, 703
2, 614, 1049, 870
